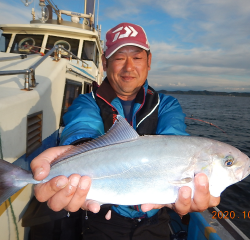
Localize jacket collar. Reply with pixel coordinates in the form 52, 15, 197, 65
96, 77, 148, 104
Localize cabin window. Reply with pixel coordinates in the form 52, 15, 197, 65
95, 47, 99, 67
26, 112, 42, 156
84, 82, 92, 94
60, 79, 82, 126
82, 40, 99, 67
10, 34, 44, 54
0, 33, 12, 52
82, 40, 95, 61
46, 36, 79, 56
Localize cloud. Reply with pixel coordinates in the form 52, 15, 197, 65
225, 87, 248, 92
1, 0, 249, 92
102, 0, 250, 47
143, 19, 162, 26
169, 82, 186, 87
0, 1, 31, 24
157, 0, 250, 50
99, 0, 250, 92
148, 39, 250, 92
148, 72, 250, 92
148, 38, 250, 92
154, 0, 192, 18
151, 41, 249, 69
150, 82, 163, 88
102, 1, 140, 20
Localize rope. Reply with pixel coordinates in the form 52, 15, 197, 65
185, 117, 226, 134
8, 198, 19, 240
0, 131, 3, 159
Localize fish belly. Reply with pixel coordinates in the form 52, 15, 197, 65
49, 136, 202, 205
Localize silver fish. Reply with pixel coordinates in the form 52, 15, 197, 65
0, 115, 249, 206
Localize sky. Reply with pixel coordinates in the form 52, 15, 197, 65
0, 0, 250, 92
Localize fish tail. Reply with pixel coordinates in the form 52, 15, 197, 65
0, 159, 30, 206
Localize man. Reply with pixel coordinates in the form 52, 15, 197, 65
31, 22, 220, 239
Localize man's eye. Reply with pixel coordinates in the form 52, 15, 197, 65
134, 57, 142, 60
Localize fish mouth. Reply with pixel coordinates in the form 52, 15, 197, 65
243, 165, 250, 179
242, 157, 250, 179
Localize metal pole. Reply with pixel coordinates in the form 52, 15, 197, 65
96, 0, 99, 27
23, 72, 31, 90
58, 46, 62, 59
0, 45, 89, 90
0, 69, 31, 76
54, 46, 58, 61
30, 69, 37, 87
0, 55, 27, 62
84, 0, 87, 15
30, 46, 56, 70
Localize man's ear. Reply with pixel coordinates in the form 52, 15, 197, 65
147, 52, 152, 71
101, 54, 107, 71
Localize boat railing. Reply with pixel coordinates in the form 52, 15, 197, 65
0, 53, 44, 62
0, 55, 28, 62
0, 45, 88, 91
54, 45, 89, 68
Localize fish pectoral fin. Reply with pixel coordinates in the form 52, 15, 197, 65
170, 177, 193, 185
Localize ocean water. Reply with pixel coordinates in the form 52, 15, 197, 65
169, 94, 250, 238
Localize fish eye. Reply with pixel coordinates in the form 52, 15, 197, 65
224, 155, 234, 167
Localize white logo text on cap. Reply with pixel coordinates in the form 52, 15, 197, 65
112, 26, 138, 42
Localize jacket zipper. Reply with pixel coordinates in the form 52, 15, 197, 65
131, 87, 146, 127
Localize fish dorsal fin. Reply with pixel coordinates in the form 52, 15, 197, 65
51, 115, 139, 166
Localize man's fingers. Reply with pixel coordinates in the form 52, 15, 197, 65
31, 146, 97, 212
82, 200, 100, 213
46, 174, 84, 212
191, 173, 210, 212
105, 210, 112, 220
174, 186, 192, 216
141, 203, 166, 212
209, 195, 220, 208
141, 204, 154, 212
173, 174, 220, 216
34, 175, 69, 202
64, 176, 92, 212
31, 145, 72, 181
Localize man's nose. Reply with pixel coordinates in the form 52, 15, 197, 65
124, 57, 134, 71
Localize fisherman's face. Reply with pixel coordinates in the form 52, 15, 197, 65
102, 45, 152, 101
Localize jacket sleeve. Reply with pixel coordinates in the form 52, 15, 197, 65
60, 93, 105, 146
156, 93, 189, 136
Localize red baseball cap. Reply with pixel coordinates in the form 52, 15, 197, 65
104, 22, 150, 58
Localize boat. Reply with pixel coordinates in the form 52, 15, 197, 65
0, 1, 249, 239
0, 0, 103, 239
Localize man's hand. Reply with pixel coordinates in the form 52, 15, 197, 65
140, 173, 220, 216
30, 146, 100, 213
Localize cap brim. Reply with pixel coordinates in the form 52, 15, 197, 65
105, 41, 150, 59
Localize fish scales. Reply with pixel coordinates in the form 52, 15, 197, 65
0, 115, 249, 206
47, 136, 201, 204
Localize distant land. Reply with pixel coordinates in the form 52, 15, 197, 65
157, 90, 250, 97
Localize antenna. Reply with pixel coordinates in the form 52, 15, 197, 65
96, 0, 99, 27
84, 0, 87, 15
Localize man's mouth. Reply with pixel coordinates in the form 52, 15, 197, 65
121, 76, 135, 81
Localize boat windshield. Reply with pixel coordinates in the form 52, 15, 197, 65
45, 35, 80, 56
10, 34, 44, 54
0, 33, 12, 52
1, 31, 100, 66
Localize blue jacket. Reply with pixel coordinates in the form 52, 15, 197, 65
60, 79, 188, 218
